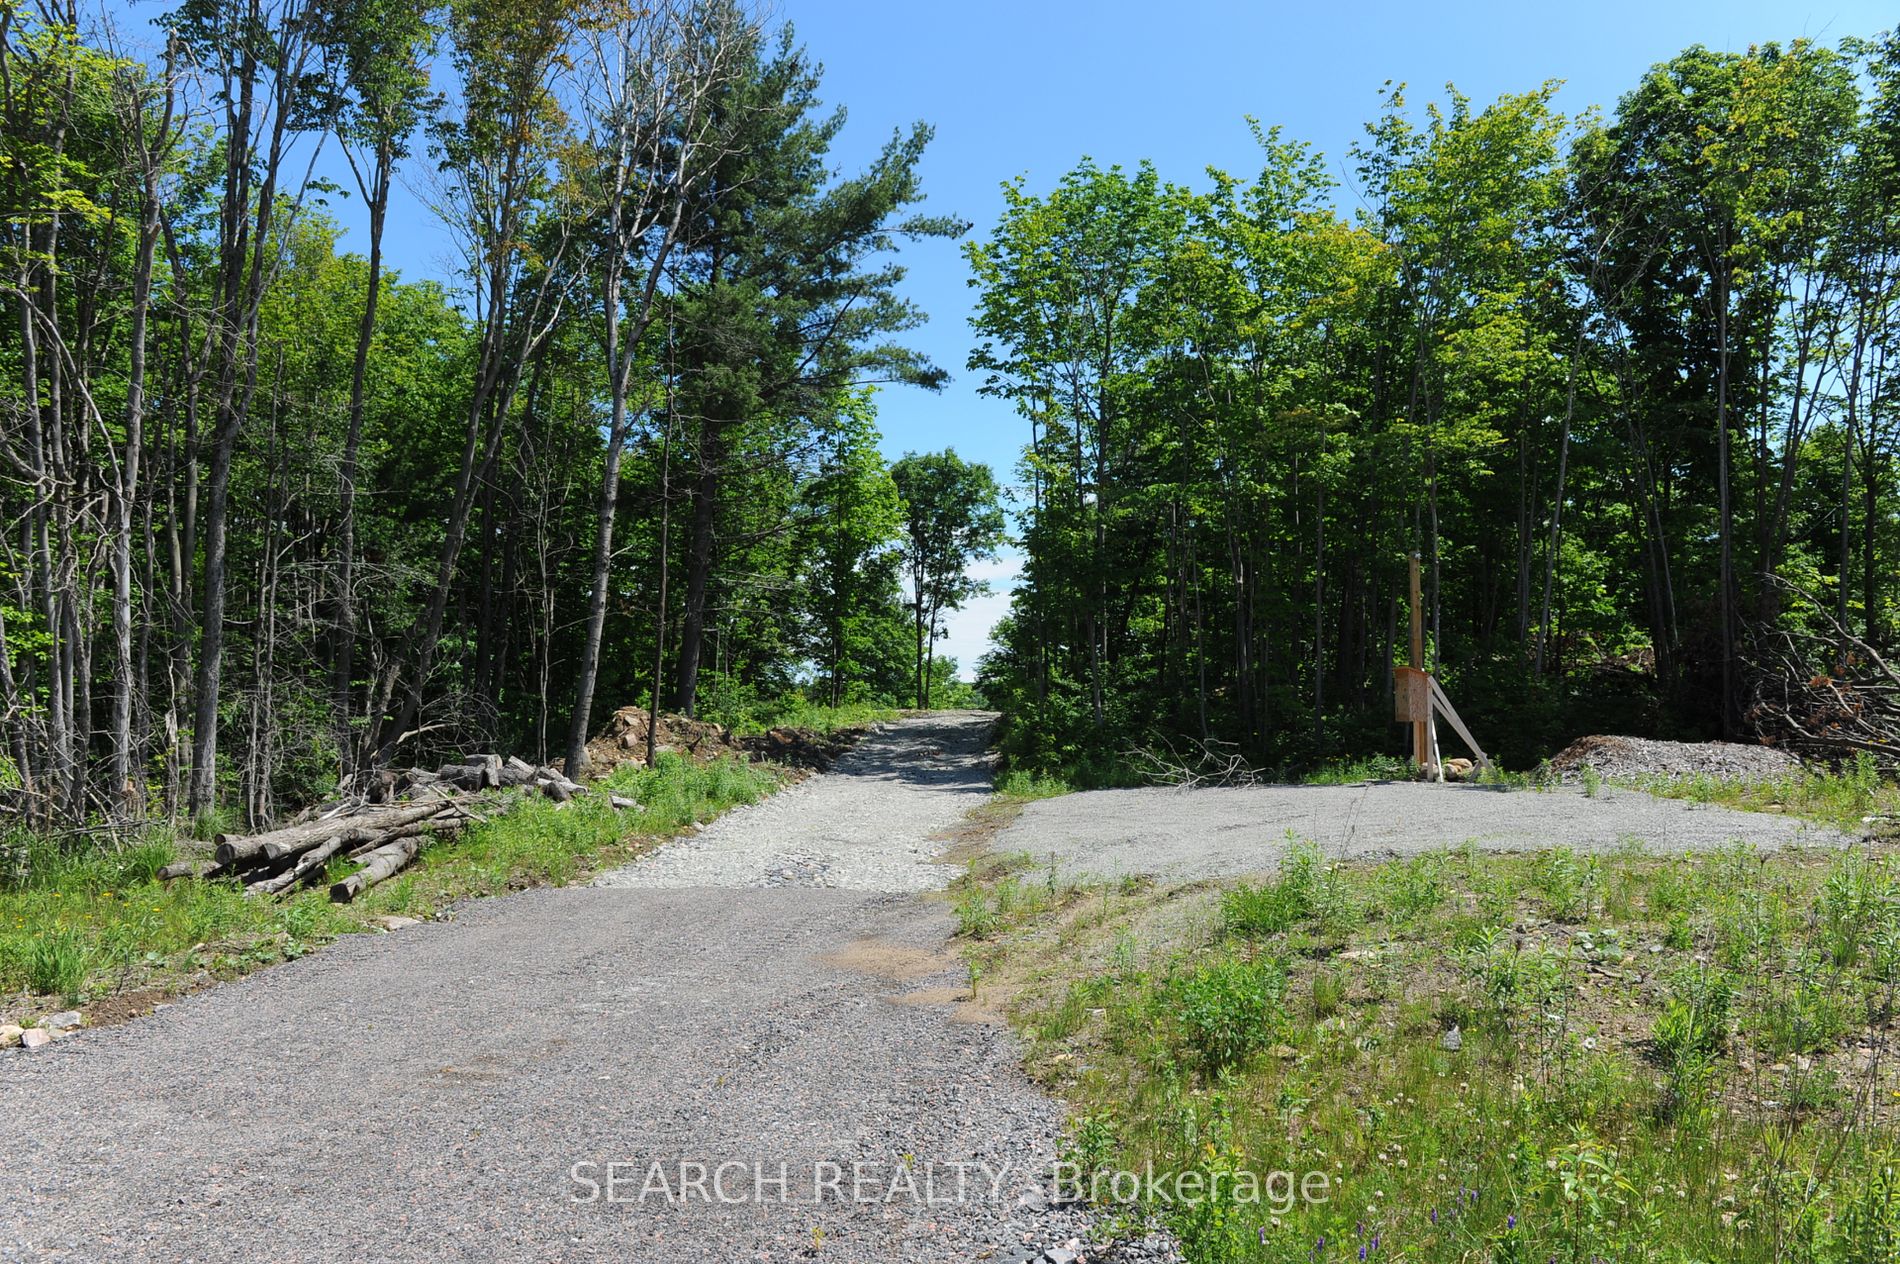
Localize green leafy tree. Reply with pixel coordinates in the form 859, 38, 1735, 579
891, 450, 1005, 710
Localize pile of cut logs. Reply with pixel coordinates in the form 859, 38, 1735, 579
163, 755, 633, 903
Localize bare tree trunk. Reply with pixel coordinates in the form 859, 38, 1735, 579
334, 148, 390, 777
675, 421, 720, 717
108, 59, 175, 811
1534, 342, 1580, 676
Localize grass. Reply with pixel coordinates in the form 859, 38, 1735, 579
1302, 754, 1416, 785
953, 835, 1900, 1263
1627, 753, 1900, 831
714, 697, 899, 738
0, 752, 780, 1022
997, 768, 1074, 799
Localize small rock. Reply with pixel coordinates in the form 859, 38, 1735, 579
368, 915, 422, 931
41, 1011, 82, 1032
20, 1028, 52, 1051
0, 1024, 23, 1048
1440, 1025, 1463, 1052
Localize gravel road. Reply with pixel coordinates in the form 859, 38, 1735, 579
2, 713, 1148, 1264
997, 780, 1854, 884
591, 710, 995, 892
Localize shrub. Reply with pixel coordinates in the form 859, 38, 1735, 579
997, 769, 1072, 799
1165, 957, 1286, 1074
1221, 842, 1320, 937
1380, 852, 1449, 921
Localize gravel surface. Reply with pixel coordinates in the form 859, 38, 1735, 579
998, 780, 1854, 884
591, 711, 995, 892
1548, 734, 1804, 782
3, 714, 1175, 1264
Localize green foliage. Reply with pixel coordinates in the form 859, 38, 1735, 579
24, 926, 89, 998
1221, 842, 1321, 937
996, 769, 1071, 800
969, 33, 1900, 785
890, 449, 1007, 710
1164, 956, 1286, 1075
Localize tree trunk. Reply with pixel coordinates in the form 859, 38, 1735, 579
675, 420, 720, 717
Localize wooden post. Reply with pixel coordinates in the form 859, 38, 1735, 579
1409, 553, 1435, 777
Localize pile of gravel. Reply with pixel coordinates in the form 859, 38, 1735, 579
1548, 734, 1803, 783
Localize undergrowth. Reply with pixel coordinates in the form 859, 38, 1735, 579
955, 837, 1900, 1263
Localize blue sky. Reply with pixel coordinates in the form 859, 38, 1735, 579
117, 0, 1894, 677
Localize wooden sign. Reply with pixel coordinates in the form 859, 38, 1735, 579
1393, 665, 1430, 723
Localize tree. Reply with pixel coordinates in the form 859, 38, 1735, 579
312, 0, 438, 776
797, 391, 906, 705
562, 0, 755, 775
662, 26, 965, 716
890, 451, 1004, 710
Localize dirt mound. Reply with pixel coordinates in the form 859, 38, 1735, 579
737, 726, 866, 771
582, 707, 743, 772
1548, 734, 1802, 783
583, 707, 867, 776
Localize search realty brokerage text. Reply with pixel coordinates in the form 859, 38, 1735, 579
569, 1159, 1332, 1210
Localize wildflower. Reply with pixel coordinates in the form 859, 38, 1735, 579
1507, 1214, 1517, 1230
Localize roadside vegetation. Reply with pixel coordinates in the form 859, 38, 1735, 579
0, 754, 779, 1026
718, 699, 902, 738
1621, 754, 1900, 833
955, 837, 1900, 1263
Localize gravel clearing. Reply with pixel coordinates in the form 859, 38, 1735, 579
3, 712, 1180, 1264
998, 780, 1854, 885
591, 710, 995, 892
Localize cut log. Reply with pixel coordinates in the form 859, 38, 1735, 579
330, 835, 423, 903
248, 834, 352, 897
215, 800, 459, 868
542, 778, 574, 803
156, 861, 197, 882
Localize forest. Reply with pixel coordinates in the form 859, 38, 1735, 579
7, 0, 1900, 832
973, 34, 1900, 781
0, 0, 1004, 831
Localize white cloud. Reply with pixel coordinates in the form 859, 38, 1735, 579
937, 549, 1023, 681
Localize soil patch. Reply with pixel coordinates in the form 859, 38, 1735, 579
581, 705, 868, 777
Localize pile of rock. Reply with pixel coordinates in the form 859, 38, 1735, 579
3, 1009, 82, 1053
583, 706, 870, 775
1548, 734, 1802, 783
581, 706, 744, 772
